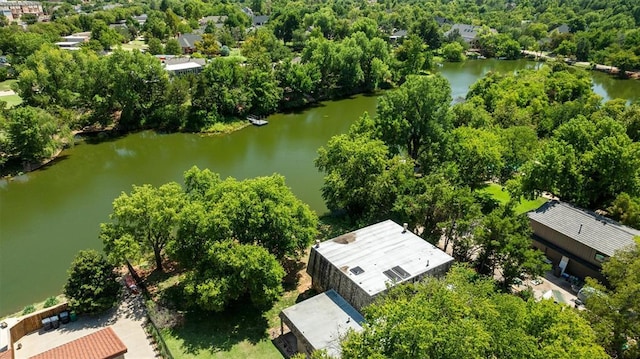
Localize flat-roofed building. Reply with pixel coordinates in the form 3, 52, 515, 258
280, 289, 363, 358
307, 219, 454, 311
165, 61, 203, 75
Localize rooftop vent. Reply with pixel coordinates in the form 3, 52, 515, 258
402, 223, 408, 233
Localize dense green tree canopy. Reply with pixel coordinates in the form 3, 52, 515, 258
64, 249, 120, 314
583, 237, 640, 358
342, 266, 608, 359
183, 240, 284, 312
101, 182, 185, 271
374, 74, 453, 169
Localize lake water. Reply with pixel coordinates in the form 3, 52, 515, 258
1, 59, 638, 316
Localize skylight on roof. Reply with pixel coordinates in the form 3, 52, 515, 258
350, 266, 365, 275
392, 266, 411, 279
383, 269, 402, 282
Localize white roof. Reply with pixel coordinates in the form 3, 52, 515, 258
315, 220, 454, 296
55, 41, 81, 46
165, 62, 202, 71
281, 290, 363, 358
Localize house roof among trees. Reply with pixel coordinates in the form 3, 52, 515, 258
177, 33, 202, 49
528, 200, 640, 256
28, 327, 127, 359
313, 220, 454, 296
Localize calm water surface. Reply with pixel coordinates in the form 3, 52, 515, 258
1, 59, 638, 315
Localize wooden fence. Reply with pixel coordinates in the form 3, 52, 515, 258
9, 302, 68, 343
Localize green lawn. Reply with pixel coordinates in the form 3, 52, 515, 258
0, 79, 17, 91
0, 94, 22, 108
154, 269, 301, 359
121, 40, 148, 51
160, 292, 298, 359
478, 183, 547, 214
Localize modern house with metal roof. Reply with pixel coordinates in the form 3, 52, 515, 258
528, 200, 639, 281
279, 289, 364, 358
307, 220, 454, 311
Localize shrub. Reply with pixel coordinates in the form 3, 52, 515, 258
43, 296, 59, 308
22, 304, 35, 315
64, 250, 120, 314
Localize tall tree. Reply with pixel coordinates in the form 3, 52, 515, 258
374, 74, 453, 170
316, 113, 414, 219
5, 106, 68, 164
101, 182, 185, 271
183, 240, 284, 311
474, 206, 549, 289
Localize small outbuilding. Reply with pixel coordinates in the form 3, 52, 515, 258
307, 220, 454, 311
280, 289, 363, 358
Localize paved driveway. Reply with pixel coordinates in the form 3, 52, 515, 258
14, 294, 157, 359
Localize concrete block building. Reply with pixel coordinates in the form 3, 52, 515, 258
307, 220, 454, 311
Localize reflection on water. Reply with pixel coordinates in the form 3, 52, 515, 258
0, 59, 637, 316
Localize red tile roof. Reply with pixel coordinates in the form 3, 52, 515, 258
29, 327, 127, 359
0, 349, 13, 359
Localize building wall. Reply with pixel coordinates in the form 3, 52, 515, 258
307, 249, 454, 311
530, 221, 602, 267
307, 249, 372, 311
532, 241, 604, 281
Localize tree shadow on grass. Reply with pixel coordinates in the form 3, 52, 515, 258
282, 258, 306, 291
166, 299, 270, 355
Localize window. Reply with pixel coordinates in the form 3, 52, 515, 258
594, 252, 607, 263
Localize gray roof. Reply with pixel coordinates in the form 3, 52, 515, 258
390, 29, 407, 38
444, 24, 496, 43
177, 33, 202, 49
252, 15, 269, 26
553, 24, 570, 34
281, 290, 363, 358
314, 220, 454, 296
528, 201, 640, 257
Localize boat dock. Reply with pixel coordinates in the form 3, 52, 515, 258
248, 116, 268, 126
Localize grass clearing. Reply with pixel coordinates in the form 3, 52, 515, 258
121, 40, 148, 51
0, 94, 22, 108
478, 183, 547, 214
0, 79, 17, 91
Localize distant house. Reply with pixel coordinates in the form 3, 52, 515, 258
28, 327, 127, 359
55, 32, 90, 50
133, 14, 147, 26
158, 56, 206, 76
435, 16, 451, 26
306, 220, 454, 311
279, 290, 364, 358
444, 23, 497, 47
389, 29, 407, 43
552, 24, 570, 35
198, 15, 227, 33
528, 201, 639, 281
177, 33, 202, 54
252, 15, 269, 27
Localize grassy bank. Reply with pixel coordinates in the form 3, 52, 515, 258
478, 183, 547, 214
0, 79, 17, 91
0, 94, 22, 108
